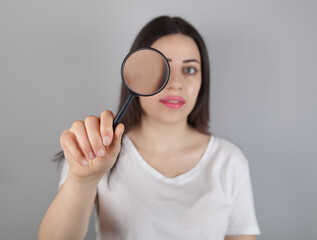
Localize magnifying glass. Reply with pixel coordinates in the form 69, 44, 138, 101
113, 47, 170, 129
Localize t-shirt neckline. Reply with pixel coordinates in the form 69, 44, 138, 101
123, 134, 215, 185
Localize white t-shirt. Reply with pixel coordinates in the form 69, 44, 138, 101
59, 135, 260, 239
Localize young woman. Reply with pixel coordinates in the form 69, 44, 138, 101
39, 16, 260, 240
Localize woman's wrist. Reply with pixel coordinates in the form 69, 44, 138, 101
66, 170, 102, 192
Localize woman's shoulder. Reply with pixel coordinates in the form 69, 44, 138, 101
208, 134, 250, 173
214, 135, 245, 156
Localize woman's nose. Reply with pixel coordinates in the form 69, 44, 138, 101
166, 68, 183, 90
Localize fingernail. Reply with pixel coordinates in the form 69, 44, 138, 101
89, 152, 95, 159
97, 149, 105, 158
81, 160, 89, 167
103, 136, 111, 146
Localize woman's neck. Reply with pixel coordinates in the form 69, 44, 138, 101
127, 117, 196, 153
126, 116, 211, 178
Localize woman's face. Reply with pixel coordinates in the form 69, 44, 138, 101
139, 34, 202, 125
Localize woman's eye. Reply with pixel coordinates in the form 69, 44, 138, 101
183, 67, 197, 75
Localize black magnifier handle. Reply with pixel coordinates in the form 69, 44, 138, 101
113, 94, 135, 130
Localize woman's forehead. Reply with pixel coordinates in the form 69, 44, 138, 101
151, 34, 201, 61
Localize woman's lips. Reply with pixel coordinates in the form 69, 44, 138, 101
159, 96, 185, 109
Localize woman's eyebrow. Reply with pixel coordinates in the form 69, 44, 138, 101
183, 59, 200, 64
166, 58, 201, 64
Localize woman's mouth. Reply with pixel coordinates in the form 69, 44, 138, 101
159, 96, 185, 109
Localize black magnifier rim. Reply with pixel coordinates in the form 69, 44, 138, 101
121, 47, 170, 97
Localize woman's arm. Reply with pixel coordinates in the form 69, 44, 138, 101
225, 235, 256, 240
39, 111, 124, 239
38, 171, 98, 240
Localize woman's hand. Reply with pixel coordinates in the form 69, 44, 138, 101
60, 110, 124, 182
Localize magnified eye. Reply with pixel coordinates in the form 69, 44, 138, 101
183, 67, 197, 75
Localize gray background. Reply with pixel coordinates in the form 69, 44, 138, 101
1, 0, 316, 239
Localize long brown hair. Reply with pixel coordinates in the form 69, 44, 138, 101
120, 15, 210, 134
54, 16, 210, 168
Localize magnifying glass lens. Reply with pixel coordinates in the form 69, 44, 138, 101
122, 48, 169, 96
